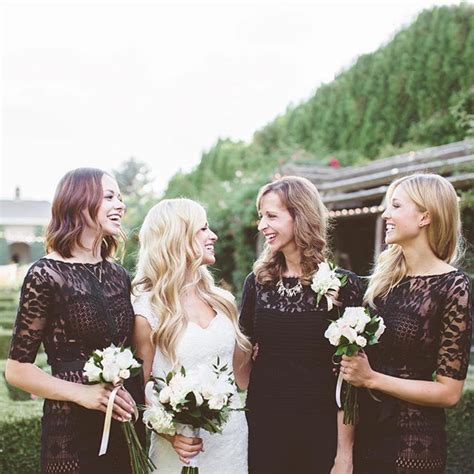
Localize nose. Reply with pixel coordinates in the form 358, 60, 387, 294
210, 229, 218, 241
115, 198, 126, 212
257, 216, 267, 232
381, 207, 389, 220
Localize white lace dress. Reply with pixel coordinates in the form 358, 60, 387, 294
133, 292, 248, 474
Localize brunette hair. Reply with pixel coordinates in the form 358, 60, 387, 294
45, 168, 120, 258
253, 176, 329, 286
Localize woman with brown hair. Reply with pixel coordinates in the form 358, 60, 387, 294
5, 168, 144, 473
239, 176, 362, 473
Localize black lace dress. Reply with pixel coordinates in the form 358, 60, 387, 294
8, 258, 145, 474
240, 270, 363, 474
354, 270, 472, 474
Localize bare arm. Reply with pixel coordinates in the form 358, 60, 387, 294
5, 359, 135, 420
331, 410, 354, 474
341, 353, 464, 408
232, 344, 252, 390
132, 315, 155, 385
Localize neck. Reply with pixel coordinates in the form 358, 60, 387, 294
72, 230, 102, 263
402, 241, 442, 276
282, 248, 302, 277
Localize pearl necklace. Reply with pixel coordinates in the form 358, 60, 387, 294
276, 278, 303, 297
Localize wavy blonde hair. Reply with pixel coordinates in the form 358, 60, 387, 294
133, 198, 251, 364
253, 176, 329, 285
365, 173, 463, 307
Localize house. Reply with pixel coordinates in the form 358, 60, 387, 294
283, 140, 474, 275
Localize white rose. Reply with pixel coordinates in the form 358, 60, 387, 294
116, 349, 135, 370
311, 261, 341, 296
343, 307, 370, 332
324, 322, 342, 346
159, 385, 172, 404
355, 335, 367, 347
119, 368, 130, 379
143, 404, 176, 436
208, 393, 228, 410
337, 320, 358, 343
102, 361, 120, 382
374, 318, 386, 340
83, 361, 102, 382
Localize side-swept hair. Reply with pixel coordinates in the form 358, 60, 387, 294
133, 198, 251, 364
45, 168, 120, 259
253, 176, 329, 286
365, 173, 463, 307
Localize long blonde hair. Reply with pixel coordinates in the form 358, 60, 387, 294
133, 198, 251, 364
253, 176, 329, 285
365, 173, 463, 307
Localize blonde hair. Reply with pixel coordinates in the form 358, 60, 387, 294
133, 198, 251, 364
253, 176, 329, 285
365, 173, 463, 307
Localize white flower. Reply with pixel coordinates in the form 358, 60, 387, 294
208, 393, 228, 410
143, 403, 176, 436
337, 319, 358, 343
158, 385, 172, 404
355, 335, 367, 348
116, 349, 135, 370
374, 317, 386, 341
102, 361, 120, 382
119, 368, 130, 379
311, 261, 342, 296
84, 361, 101, 382
102, 346, 118, 361
342, 307, 371, 333
324, 322, 342, 346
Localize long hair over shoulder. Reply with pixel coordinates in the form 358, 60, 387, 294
253, 176, 329, 286
45, 168, 121, 259
365, 173, 463, 307
133, 198, 251, 364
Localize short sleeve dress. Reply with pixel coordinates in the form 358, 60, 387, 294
8, 258, 145, 474
240, 269, 363, 474
354, 270, 472, 474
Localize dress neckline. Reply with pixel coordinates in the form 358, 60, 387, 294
404, 269, 458, 279
40, 257, 105, 266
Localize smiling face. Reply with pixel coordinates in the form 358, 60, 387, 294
95, 174, 126, 236
382, 184, 428, 246
257, 191, 296, 254
196, 220, 218, 265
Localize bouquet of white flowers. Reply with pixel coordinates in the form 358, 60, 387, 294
324, 307, 385, 424
83, 344, 155, 473
143, 357, 239, 474
311, 260, 347, 310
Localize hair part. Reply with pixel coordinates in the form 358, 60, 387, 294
365, 173, 463, 307
45, 167, 121, 259
253, 176, 329, 286
133, 198, 251, 364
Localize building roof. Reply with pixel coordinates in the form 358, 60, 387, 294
0, 199, 51, 226
283, 139, 474, 210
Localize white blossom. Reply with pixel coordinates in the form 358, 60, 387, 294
355, 335, 367, 347
374, 317, 386, 341
324, 322, 342, 346
83, 361, 101, 382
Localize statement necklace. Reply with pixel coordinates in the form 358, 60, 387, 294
81, 260, 103, 284
276, 277, 303, 297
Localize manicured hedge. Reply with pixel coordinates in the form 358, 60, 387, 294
0, 328, 12, 359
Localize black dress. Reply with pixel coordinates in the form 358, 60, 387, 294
8, 258, 145, 474
354, 270, 472, 474
240, 270, 363, 474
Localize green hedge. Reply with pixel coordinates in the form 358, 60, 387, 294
0, 328, 12, 359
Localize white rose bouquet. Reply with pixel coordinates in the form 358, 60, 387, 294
143, 357, 239, 474
324, 307, 385, 424
311, 260, 348, 310
83, 344, 155, 473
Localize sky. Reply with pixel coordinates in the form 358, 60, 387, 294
0, 0, 464, 202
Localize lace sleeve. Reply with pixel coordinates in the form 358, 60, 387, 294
239, 273, 256, 342
436, 272, 472, 380
133, 292, 159, 331
9, 264, 52, 363
338, 270, 364, 309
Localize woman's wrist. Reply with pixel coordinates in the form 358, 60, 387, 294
366, 369, 381, 390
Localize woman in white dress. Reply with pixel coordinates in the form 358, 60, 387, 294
132, 198, 252, 473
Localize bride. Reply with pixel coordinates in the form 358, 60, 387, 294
132, 198, 252, 473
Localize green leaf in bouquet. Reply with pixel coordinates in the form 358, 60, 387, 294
345, 344, 360, 356
335, 345, 348, 356
339, 274, 348, 286
166, 371, 173, 384
180, 366, 186, 376
316, 293, 323, 305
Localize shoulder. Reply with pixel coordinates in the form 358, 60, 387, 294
336, 268, 364, 287
132, 291, 159, 330
214, 286, 236, 303
443, 270, 471, 296
244, 272, 256, 288
24, 258, 56, 283
106, 260, 129, 278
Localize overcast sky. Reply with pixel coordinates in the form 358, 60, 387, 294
0, 0, 462, 201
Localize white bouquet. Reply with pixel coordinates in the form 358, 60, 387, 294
143, 357, 239, 474
324, 307, 385, 424
84, 344, 155, 473
311, 260, 347, 310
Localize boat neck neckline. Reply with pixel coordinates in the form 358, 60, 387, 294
404, 269, 458, 279
40, 257, 105, 265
